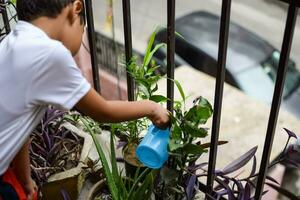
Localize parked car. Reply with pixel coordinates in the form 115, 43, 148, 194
153, 11, 300, 119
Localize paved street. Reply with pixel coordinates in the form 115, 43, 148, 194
92, 0, 300, 69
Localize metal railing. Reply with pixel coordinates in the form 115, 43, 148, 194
0, 0, 17, 42
1, 0, 298, 199
86, 0, 298, 199
85, 0, 298, 199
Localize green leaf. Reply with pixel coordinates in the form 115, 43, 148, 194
146, 66, 159, 76
183, 122, 208, 138
174, 80, 185, 102
144, 43, 166, 67
81, 119, 119, 200
200, 141, 228, 149
137, 84, 150, 99
149, 95, 168, 103
198, 96, 213, 111
183, 144, 205, 155
127, 168, 151, 199
150, 84, 158, 94
169, 113, 179, 125
118, 173, 128, 199
110, 132, 119, 185
169, 138, 183, 151
185, 96, 213, 125
143, 30, 157, 67
171, 124, 182, 140
174, 100, 182, 110
131, 173, 154, 200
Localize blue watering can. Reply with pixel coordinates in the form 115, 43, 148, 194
136, 124, 170, 169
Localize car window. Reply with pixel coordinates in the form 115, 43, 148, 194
175, 11, 274, 73
261, 50, 300, 99
235, 67, 274, 103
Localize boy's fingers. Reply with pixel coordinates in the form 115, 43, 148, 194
32, 179, 38, 190
27, 193, 34, 200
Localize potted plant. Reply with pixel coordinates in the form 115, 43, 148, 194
81, 117, 155, 200
30, 108, 93, 200
153, 83, 299, 200
113, 30, 167, 176
152, 85, 217, 199
197, 128, 300, 200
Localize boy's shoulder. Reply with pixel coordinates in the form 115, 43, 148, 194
0, 21, 74, 76
6, 21, 72, 64
5, 21, 68, 55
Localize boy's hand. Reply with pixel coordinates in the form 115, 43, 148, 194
23, 178, 37, 200
148, 101, 170, 129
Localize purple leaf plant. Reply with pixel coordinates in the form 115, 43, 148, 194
30, 108, 83, 189
197, 128, 299, 200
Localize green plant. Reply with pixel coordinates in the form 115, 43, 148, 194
154, 81, 300, 200
81, 117, 155, 200
154, 81, 216, 199
115, 30, 167, 144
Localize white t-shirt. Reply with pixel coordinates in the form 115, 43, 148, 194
0, 21, 91, 175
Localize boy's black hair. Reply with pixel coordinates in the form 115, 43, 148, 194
16, 0, 86, 24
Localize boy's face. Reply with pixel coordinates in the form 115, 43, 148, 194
61, 0, 85, 56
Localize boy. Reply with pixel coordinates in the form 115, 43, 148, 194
0, 0, 170, 199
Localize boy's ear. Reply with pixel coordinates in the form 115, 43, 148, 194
69, 0, 84, 24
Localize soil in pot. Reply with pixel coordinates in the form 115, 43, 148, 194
123, 142, 147, 178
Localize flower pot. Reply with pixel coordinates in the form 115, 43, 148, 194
87, 179, 111, 200
41, 122, 93, 200
87, 178, 155, 200
123, 141, 148, 178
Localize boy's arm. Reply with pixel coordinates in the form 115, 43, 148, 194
75, 88, 169, 128
12, 139, 36, 200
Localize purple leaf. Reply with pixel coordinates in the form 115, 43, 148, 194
186, 174, 197, 200
231, 179, 244, 198
283, 128, 297, 139
249, 156, 257, 178
244, 183, 251, 200
117, 141, 127, 149
221, 146, 258, 175
214, 169, 223, 175
216, 189, 228, 196
214, 176, 230, 191
214, 177, 235, 200
188, 162, 208, 172
282, 158, 300, 168
42, 130, 51, 150
215, 190, 228, 200
60, 189, 71, 200
44, 109, 66, 125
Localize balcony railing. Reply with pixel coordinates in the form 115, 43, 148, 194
1, 0, 298, 199
84, 0, 298, 199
